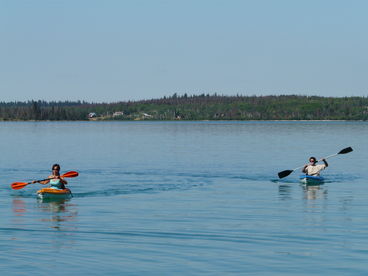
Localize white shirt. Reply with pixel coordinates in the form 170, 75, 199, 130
305, 164, 326, 176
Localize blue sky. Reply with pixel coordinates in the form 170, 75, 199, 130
1, 0, 367, 102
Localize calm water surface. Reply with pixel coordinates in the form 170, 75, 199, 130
0, 121, 367, 275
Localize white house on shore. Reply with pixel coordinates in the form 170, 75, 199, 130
142, 113, 153, 118
88, 112, 97, 118
113, 111, 124, 117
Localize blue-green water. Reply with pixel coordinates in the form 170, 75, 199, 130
1, 121, 367, 275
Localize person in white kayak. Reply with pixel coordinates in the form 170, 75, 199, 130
302, 157, 328, 176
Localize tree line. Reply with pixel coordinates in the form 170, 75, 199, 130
1, 95, 368, 121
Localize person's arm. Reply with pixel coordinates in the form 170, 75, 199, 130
54, 175, 68, 185
59, 176, 68, 185
322, 158, 328, 167
302, 164, 308, 173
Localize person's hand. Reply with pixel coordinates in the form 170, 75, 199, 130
32, 180, 38, 184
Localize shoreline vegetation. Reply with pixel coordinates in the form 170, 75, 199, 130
1, 94, 368, 121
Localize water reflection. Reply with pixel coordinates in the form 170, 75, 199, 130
302, 184, 328, 200
278, 185, 292, 200
34, 198, 79, 249
36, 198, 78, 230
12, 197, 78, 231
278, 183, 329, 201
12, 198, 27, 216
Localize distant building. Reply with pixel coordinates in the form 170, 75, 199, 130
142, 113, 153, 118
88, 112, 97, 118
113, 111, 124, 117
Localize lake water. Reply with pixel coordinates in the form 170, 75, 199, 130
0, 121, 367, 275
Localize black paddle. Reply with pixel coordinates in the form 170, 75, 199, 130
278, 147, 353, 179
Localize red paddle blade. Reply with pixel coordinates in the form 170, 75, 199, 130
11, 182, 28, 190
62, 171, 79, 178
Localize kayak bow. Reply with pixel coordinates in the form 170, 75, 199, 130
37, 188, 72, 200
299, 175, 324, 185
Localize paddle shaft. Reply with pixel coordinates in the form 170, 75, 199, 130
27, 174, 71, 185
320, 153, 338, 160
26, 177, 53, 185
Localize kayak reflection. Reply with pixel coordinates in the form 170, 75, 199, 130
11, 197, 78, 231
12, 198, 27, 216
37, 198, 78, 230
302, 184, 328, 200
278, 185, 292, 201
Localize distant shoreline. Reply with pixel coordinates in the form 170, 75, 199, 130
0, 118, 366, 122
1, 95, 368, 121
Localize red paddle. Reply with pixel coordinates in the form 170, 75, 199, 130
11, 171, 79, 190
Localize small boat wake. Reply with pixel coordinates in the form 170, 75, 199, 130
272, 172, 360, 185
73, 181, 207, 198
9, 168, 361, 200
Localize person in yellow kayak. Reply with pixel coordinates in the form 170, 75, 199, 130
302, 157, 328, 176
32, 164, 68, 189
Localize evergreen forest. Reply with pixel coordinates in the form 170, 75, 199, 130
1, 95, 368, 121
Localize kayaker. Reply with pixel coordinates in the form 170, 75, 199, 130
32, 164, 67, 189
302, 157, 328, 176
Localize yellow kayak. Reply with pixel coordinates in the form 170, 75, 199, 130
37, 188, 72, 200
